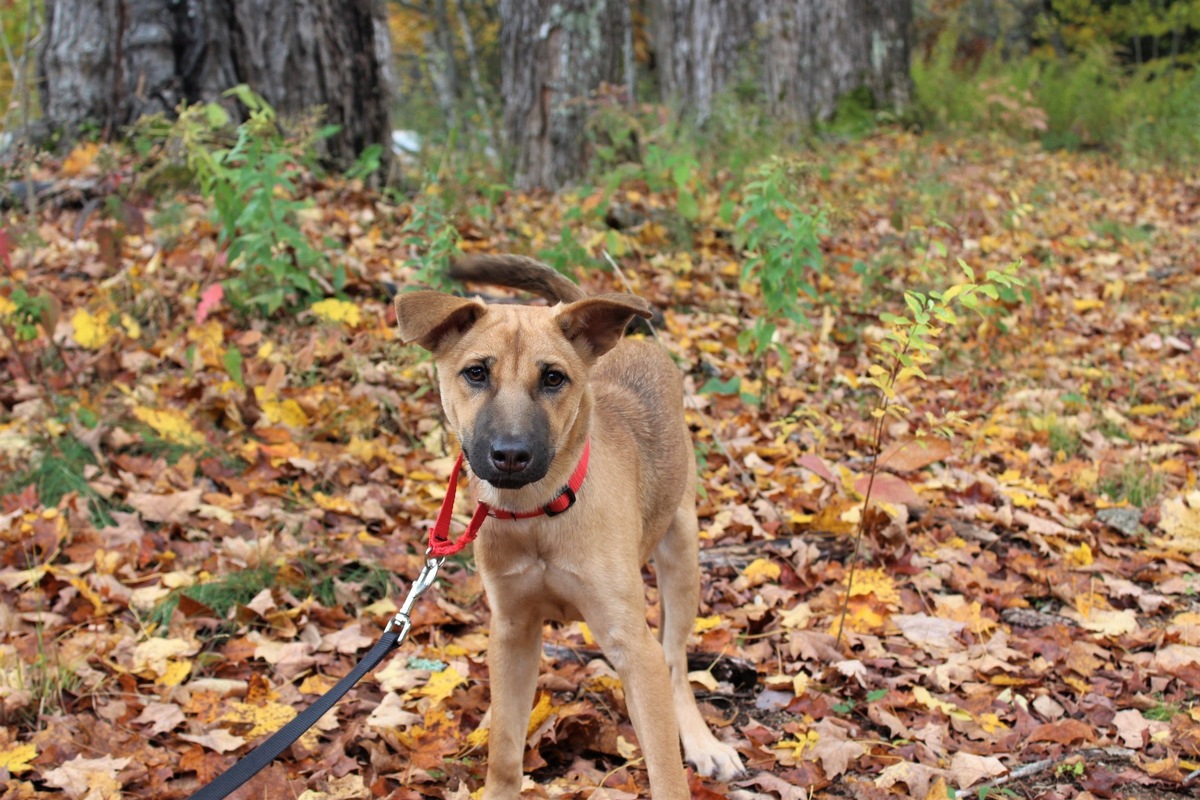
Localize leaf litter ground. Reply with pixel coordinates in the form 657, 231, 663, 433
1, 132, 1199, 799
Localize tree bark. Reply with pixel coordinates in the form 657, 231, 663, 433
649, 0, 759, 125
500, 0, 628, 190
39, 0, 393, 169
651, 0, 913, 125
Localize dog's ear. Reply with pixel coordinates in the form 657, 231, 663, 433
556, 293, 653, 361
394, 291, 487, 353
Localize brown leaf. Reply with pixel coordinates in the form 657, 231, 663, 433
1027, 718, 1095, 745
876, 437, 952, 472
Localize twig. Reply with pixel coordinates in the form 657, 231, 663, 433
834, 336, 911, 649
984, 747, 1137, 788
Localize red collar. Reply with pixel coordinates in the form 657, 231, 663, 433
428, 439, 590, 557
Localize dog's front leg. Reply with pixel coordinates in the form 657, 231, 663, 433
587, 606, 691, 800
483, 609, 543, 800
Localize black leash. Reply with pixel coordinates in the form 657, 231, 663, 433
185, 554, 445, 800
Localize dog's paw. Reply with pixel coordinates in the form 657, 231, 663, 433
683, 734, 746, 782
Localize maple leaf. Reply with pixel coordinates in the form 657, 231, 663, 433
71, 308, 115, 349
948, 752, 1007, 788
179, 728, 246, 753
133, 406, 205, 446
0, 741, 37, 774
43, 754, 130, 799
311, 298, 363, 327
195, 283, 224, 323
131, 701, 186, 736
413, 665, 467, 704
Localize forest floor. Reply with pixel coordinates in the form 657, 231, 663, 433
1, 131, 1199, 800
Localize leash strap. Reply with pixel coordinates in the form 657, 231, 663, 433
186, 629, 400, 800
184, 555, 444, 800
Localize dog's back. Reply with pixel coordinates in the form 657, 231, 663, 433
449, 254, 692, 538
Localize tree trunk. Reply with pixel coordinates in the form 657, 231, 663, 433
651, 0, 913, 125
499, 0, 629, 190
649, 0, 759, 125
39, 0, 393, 169
761, 0, 912, 122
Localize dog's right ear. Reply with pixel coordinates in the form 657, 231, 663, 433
394, 291, 486, 353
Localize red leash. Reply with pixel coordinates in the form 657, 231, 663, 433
428, 440, 591, 557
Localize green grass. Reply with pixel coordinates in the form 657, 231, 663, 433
4, 435, 116, 527
1047, 422, 1082, 459
8, 622, 86, 730
148, 565, 279, 633
1099, 463, 1163, 509
912, 25, 1200, 165
148, 558, 397, 635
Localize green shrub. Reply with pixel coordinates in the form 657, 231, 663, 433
133, 86, 341, 315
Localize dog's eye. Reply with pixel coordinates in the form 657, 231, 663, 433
542, 370, 566, 389
463, 365, 488, 385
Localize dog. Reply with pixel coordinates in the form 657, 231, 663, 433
394, 255, 744, 799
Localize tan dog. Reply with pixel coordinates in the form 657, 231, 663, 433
394, 256, 744, 799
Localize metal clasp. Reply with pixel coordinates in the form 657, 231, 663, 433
384, 550, 445, 643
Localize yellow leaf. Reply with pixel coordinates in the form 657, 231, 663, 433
220, 700, 297, 739
0, 741, 37, 774
578, 621, 595, 645
261, 399, 309, 428
157, 659, 191, 687
313, 492, 358, 515
134, 406, 205, 447
311, 298, 363, 327
120, 313, 142, 339
62, 142, 101, 176
692, 615, 722, 633
527, 693, 554, 735
72, 308, 115, 349
1066, 542, 1093, 568
845, 567, 899, 604
1129, 403, 1167, 416
0, 295, 17, 316
414, 667, 466, 704
1073, 298, 1104, 312
913, 686, 971, 721
467, 726, 489, 747
741, 557, 781, 585
299, 674, 337, 694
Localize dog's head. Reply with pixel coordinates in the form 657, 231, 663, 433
395, 291, 652, 489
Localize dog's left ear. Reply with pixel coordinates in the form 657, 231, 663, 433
556, 293, 653, 361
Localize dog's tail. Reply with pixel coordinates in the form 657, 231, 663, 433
449, 254, 586, 304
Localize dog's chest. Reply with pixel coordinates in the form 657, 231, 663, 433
479, 541, 586, 622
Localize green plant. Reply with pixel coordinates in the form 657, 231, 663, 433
6, 622, 85, 730
1047, 421, 1082, 459
1143, 701, 1182, 722
1099, 463, 1163, 508
4, 433, 115, 527
133, 86, 340, 315
148, 565, 280, 633
836, 259, 1024, 645
402, 179, 461, 290
734, 156, 828, 374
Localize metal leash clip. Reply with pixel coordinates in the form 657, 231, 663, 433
384, 550, 446, 643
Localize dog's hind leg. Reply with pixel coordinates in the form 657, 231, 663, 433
654, 501, 746, 782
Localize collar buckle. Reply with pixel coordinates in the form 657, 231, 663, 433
543, 485, 576, 517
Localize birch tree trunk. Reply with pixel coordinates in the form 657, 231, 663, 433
39, 0, 393, 169
499, 0, 629, 190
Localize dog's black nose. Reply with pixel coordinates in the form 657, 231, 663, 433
490, 439, 532, 474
